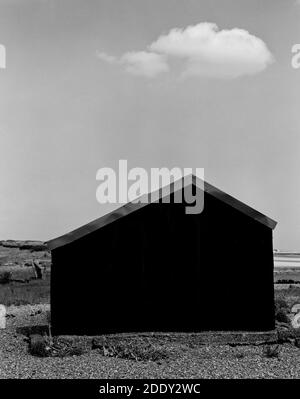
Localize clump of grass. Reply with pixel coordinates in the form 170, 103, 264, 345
263, 344, 280, 359
93, 338, 169, 362
275, 297, 289, 311
49, 340, 84, 358
28, 334, 85, 358
275, 297, 290, 324
29, 334, 49, 357
0, 277, 50, 306
277, 326, 300, 345
276, 309, 290, 323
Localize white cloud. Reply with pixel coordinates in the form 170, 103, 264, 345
150, 23, 274, 79
96, 51, 118, 64
97, 22, 274, 79
121, 51, 169, 78
97, 50, 168, 78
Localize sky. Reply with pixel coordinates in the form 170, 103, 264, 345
0, 0, 299, 250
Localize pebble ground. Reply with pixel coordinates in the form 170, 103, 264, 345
1, 304, 300, 379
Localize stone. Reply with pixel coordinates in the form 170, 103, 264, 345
0, 305, 6, 329
291, 304, 300, 314
292, 313, 300, 329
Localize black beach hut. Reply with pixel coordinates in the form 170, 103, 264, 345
47, 176, 277, 335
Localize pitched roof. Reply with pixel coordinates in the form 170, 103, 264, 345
46, 175, 277, 250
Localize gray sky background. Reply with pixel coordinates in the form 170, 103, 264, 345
0, 0, 299, 250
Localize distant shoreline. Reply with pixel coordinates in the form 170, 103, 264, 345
274, 253, 300, 269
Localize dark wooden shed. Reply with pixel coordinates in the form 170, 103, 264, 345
47, 176, 277, 335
